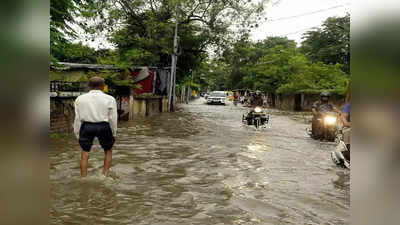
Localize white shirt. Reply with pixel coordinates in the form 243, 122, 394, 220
73, 90, 118, 138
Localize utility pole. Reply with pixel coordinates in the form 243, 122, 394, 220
187, 69, 193, 104
168, 17, 179, 112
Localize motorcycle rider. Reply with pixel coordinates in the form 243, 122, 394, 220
245, 91, 264, 125
251, 91, 263, 106
311, 92, 338, 139
233, 92, 239, 103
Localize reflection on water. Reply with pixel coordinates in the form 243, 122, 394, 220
50, 99, 349, 225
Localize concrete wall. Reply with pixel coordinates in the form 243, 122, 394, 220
275, 94, 295, 110
161, 98, 169, 112
274, 93, 345, 111
50, 98, 75, 133
51, 95, 170, 133
130, 96, 167, 118
146, 98, 161, 116
131, 98, 147, 117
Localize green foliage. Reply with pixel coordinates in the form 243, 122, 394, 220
134, 93, 155, 98
53, 42, 98, 63
50, 0, 82, 62
74, 0, 268, 82
277, 62, 349, 95
50, 0, 349, 99
201, 34, 350, 95
192, 59, 230, 91
300, 14, 350, 74
220, 36, 298, 92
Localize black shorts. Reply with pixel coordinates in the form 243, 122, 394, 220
79, 122, 115, 152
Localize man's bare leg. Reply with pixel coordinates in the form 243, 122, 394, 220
103, 150, 112, 176
80, 151, 89, 177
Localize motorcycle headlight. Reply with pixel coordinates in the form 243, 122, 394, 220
254, 107, 262, 113
324, 115, 337, 125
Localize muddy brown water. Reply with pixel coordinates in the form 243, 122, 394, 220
50, 98, 349, 225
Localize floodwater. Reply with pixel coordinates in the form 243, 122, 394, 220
50, 98, 350, 225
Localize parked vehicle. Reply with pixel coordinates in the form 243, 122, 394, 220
207, 91, 227, 105
227, 91, 234, 101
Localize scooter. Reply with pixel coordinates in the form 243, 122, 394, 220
330, 120, 350, 169
331, 140, 350, 169
242, 106, 270, 129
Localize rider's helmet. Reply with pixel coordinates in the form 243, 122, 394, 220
320, 91, 331, 97
320, 91, 330, 102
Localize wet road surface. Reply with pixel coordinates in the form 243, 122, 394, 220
50, 98, 350, 225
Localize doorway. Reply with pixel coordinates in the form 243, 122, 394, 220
294, 94, 302, 111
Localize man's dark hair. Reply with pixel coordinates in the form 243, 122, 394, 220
88, 77, 105, 89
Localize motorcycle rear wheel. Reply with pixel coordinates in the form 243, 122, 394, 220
255, 118, 260, 129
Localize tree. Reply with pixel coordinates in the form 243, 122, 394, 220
300, 14, 350, 74
277, 62, 349, 95
201, 35, 349, 95
50, 0, 81, 62
221, 36, 297, 91
53, 42, 98, 64
245, 44, 304, 93
78, 0, 268, 80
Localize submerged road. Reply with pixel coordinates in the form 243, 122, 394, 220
50, 98, 350, 225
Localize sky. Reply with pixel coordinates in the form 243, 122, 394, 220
78, 0, 351, 49
250, 0, 351, 44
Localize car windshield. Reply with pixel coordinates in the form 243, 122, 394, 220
210, 92, 226, 97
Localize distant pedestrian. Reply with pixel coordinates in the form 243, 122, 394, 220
74, 77, 118, 177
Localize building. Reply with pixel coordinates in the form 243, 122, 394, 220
50, 62, 172, 133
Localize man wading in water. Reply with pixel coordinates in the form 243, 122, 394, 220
74, 77, 118, 177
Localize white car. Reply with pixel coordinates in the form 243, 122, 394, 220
207, 91, 227, 105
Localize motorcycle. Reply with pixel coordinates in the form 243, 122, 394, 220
331, 140, 350, 169
240, 96, 245, 104
233, 99, 239, 106
308, 111, 338, 142
242, 106, 270, 129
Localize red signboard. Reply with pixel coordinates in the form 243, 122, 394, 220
131, 68, 155, 95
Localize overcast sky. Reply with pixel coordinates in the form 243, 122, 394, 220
251, 0, 351, 44
79, 0, 351, 49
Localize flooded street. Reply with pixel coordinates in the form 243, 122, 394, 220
50, 98, 349, 225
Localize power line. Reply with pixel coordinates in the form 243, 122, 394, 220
266, 4, 350, 22
262, 26, 318, 40
281, 27, 318, 36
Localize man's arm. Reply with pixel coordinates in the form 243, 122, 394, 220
331, 104, 340, 113
312, 101, 318, 116
342, 113, 351, 127
109, 98, 118, 137
73, 100, 81, 139
312, 108, 318, 116
342, 103, 351, 127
